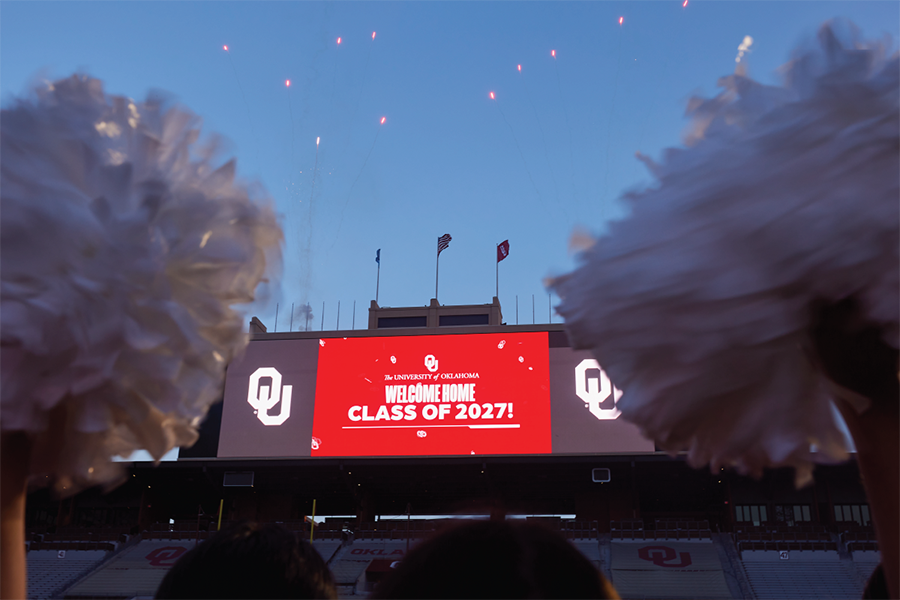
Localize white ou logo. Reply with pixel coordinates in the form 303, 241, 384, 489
417, 430, 427, 438
424, 354, 438, 372
575, 359, 623, 420
247, 367, 292, 426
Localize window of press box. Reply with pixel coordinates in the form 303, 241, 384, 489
774, 505, 812, 525
377, 316, 427, 329
438, 314, 489, 326
833, 504, 870, 526
734, 505, 767, 525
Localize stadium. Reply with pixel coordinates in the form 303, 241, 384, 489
21, 298, 879, 599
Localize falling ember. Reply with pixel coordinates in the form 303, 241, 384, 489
372, 31, 376, 40
489, 91, 495, 100
619, 16, 624, 25
337, 37, 342, 44
517, 64, 522, 71
285, 79, 291, 87
316, 136, 320, 146
223, 45, 229, 51
551, 49, 556, 58
682, 0, 688, 6
380, 117, 386, 124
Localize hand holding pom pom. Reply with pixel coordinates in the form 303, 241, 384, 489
550, 21, 898, 596
0, 74, 283, 598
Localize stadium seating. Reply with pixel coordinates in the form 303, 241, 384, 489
733, 522, 841, 553
31, 514, 880, 599
852, 551, 881, 589
62, 539, 198, 598
840, 528, 880, 553
28, 526, 128, 552
27, 550, 108, 600
144, 520, 210, 541
610, 540, 732, 598
741, 551, 863, 599
610, 518, 713, 541
571, 539, 608, 580
356, 519, 436, 541
312, 540, 342, 563
561, 520, 600, 539
328, 540, 410, 595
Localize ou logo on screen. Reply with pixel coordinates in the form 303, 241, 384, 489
424, 354, 439, 372
247, 367, 292, 426
575, 359, 623, 420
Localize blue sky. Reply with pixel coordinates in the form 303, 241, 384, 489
3, 2, 897, 331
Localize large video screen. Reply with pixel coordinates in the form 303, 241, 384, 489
217, 332, 654, 458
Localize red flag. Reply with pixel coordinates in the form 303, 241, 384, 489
497, 240, 510, 262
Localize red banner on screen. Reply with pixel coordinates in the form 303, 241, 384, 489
311, 332, 551, 457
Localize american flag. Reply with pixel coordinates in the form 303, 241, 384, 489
437, 234, 452, 255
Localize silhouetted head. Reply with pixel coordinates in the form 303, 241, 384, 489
155, 522, 336, 599
371, 519, 618, 599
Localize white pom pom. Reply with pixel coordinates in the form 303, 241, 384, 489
551, 22, 898, 486
1, 74, 283, 492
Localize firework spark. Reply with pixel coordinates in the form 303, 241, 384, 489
380, 116, 386, 124
551, 49, 556, 58
518, 64, 522, 72
619, 16, 624, 25
372, 31, 376, 40
490, 91, 496, 100
337, 37, 342, 45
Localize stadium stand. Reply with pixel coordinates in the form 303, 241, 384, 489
839, 525, 879, 553
20, 319, 882, 600
741, 550, 863, 599
331, 523, 609, 597
611, 518, 713, 541
561, 519, 600, 540
329, 540, 410, 596
144, 521, 207, 542
267, 519, 344, 540
734, 522, 838, 553
852, 550, 881, 590
356, 520, 436, 541
610, 540, 732, 598
28, 526, 126, 552
62, 539, 196, 598
28, 550, 108, 600
571, 538, 609, 580
313, 539, 343, 563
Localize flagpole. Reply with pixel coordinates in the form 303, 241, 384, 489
376, 262, 380, 304
435, 244, 440, 301
496, 244, 499, 298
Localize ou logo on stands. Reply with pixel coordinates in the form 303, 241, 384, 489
637, 546, 692, 568
575, 359, 623, 420
247, 367, 292, 426
146, 546, 187, 567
